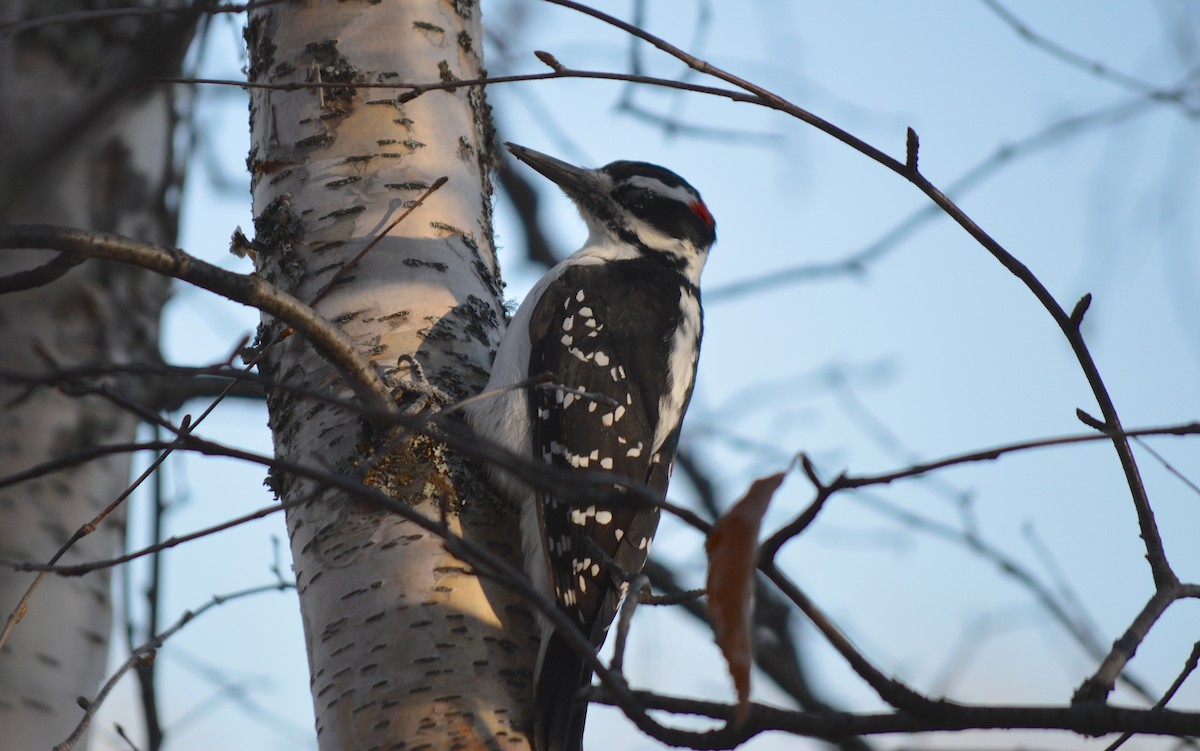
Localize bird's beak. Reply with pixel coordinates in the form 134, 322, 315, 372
505, 143, 597, 199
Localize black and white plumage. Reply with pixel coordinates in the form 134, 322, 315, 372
467, 143, 715, 751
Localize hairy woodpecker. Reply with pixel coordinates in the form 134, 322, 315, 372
467, 143, 715, 751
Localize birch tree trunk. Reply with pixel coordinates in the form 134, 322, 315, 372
245, 2, 535, 748
0, 2, 191, 747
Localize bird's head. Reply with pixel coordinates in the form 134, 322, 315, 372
506, 142, 716, 276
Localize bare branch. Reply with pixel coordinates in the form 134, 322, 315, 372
56, 581, 296, 751
852, 491, 1157, 703
0, 225, 394, 414
0, 417, 194, 653
152, 70, 764, 107
541, 0, 1173, 593
1133, 436, 1200, 498
1074, 585, 1200, 705
543, 0, 903, 171
761, 422, 1200, 559
9, 349, 1197, 737
0, 502, 288, 577
1105, 640, 1200, 751
15, 396, 1186, 747
905, 167, 1177, 590
589, 688, 1200, 747
708, 96, 1157, 302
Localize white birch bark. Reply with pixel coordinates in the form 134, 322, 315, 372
245, 2, 534, 748
0, 2, 186, 747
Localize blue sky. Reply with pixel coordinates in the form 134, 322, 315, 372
92, 2, 1200, 749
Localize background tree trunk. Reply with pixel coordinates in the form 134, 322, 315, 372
0, 1, 192, 747
245, 1, 535, 748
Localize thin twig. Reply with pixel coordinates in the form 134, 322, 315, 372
55, 581, 295, 751
851, 490, 1157, 703
149, 70, 765, 108
1105, 640, 1200, 751
9, 392, 1200, 746
309, 176, 448, 306
0, 341, 271, 650
1133, 436, 1200, 498
0, 416, 192, 653
1073, 585, 1200, 704
0, 502, 289, 576
759, 422, 1200, 559
911, 168, 1176, 592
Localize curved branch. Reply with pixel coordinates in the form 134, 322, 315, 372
907, 172, 1175, 591
545, 0, 1178, 595
0, 225, 394, 414
17, 431, 1200, 750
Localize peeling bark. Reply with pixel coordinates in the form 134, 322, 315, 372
245, 2, 534, 748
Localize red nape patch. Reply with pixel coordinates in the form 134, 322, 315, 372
690, 200, 715, 228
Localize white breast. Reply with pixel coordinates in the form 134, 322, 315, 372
652, 286, 701, 455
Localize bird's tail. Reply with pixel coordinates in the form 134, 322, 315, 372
533, 630, 592, 751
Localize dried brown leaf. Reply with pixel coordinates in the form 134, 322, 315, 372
705, 469, 787, 724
